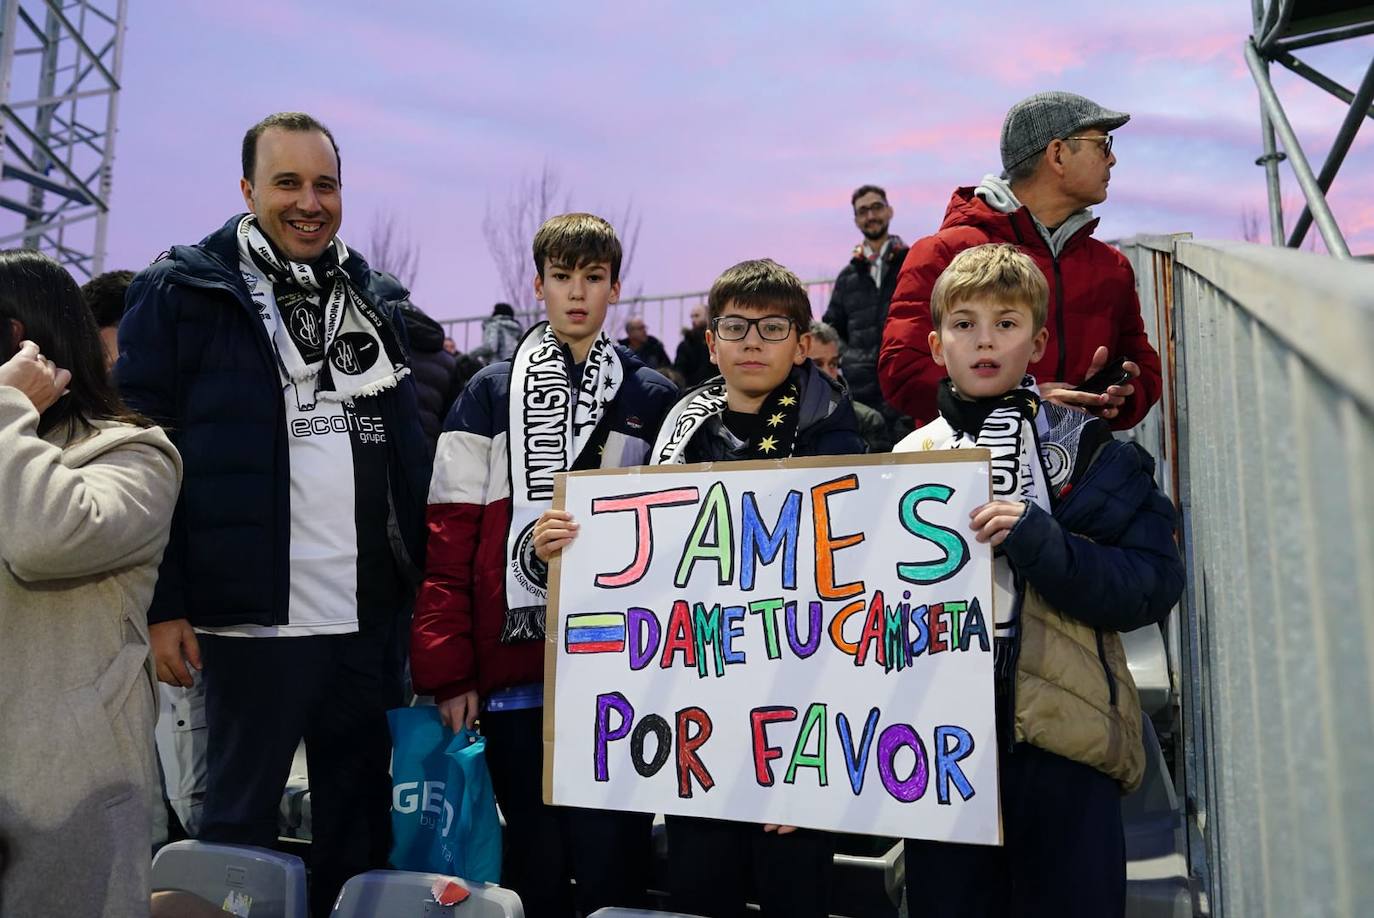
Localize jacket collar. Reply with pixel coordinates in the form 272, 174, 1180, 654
848, 234, 907, 268
942, 187, 1100, 258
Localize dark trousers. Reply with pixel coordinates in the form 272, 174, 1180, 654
482, 707, 653, 918
666, 816, 835, 918
903, 743, 1126, 918
199, 625, 402, 918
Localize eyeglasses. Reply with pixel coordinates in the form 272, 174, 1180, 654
854, 202, 889, 217
1063, 134, 1114, 158
711, 315, 796, 342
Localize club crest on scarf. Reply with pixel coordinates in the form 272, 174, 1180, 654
237, 215, 408, 406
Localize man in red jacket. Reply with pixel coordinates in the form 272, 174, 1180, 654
880, 91, 1162, 429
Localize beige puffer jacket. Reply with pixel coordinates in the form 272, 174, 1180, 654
1014, 586, 1145, 793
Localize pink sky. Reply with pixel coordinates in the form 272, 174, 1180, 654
94, 1, 1373, 329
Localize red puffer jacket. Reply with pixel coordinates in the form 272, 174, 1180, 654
879, 187, 1162, 429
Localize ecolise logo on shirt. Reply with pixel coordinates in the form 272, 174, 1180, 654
289, 404, 388, 446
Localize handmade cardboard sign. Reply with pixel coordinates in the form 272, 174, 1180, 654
542, 451, 999, 844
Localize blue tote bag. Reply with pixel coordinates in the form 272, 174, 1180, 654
387, 705, 502, 883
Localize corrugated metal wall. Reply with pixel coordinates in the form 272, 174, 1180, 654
1120, 236, 1374, 918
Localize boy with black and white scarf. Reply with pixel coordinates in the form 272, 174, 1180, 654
411, 214, 677, 918
892, 243, 1183, 918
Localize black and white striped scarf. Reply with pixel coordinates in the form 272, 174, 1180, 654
935, 376, 1051, 729
650, 377, 804, 464
237, 215, 408, 407
502, 321, 623, 641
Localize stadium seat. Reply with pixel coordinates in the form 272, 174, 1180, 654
329, 870, 523, 917
150, 840, 307, 918
1122, 714, 1192, 918
830, 835, 904, 916
1122, 623, 1171, 718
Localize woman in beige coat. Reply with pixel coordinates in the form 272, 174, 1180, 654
0, 250, 182, 916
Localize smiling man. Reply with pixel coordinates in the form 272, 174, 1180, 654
116, 112, 431, 917
879, 91, 1163, 431
823, 184, 911, 449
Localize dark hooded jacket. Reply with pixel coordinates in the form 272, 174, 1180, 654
880, 187, 1162, 429
397, 301, 458, 450
115, 215, 431, 628
674, 327, 712, 387
823, 238, 909, 417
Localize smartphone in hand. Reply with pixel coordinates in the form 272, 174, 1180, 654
1074, 356, 1131, 394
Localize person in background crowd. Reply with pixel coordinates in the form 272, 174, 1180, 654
673, 301, 713, 386
116, 111, 430, 917
81, 269, 135, 372
808, 320, 888, 451
0, 250, 181, 917
397, 297, 460, 453
448, 349, 484, 402
619, 315, 671, 369
880, 91, 1162, 429
442, 336, 458, 355
823, 184, 912, 444
470, 301, 523, 365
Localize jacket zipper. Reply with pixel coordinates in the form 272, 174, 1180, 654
1095, 628, 1118, 706
1052, 257, 1067, 381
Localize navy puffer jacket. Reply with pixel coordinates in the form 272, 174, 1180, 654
116, 215, 431, 628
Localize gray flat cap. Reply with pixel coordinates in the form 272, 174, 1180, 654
1001, 91, 1130, 172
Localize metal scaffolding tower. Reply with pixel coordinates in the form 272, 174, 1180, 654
1248, 0, 1374, 257
0, 0, 126, 279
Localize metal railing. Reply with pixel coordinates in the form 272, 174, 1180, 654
1119, 235, 1374, 917
435, 279, 835, 355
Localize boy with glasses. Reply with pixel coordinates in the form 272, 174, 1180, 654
652, 259, 864, 916
650, 258, 866, 466
538, 260, 864, 917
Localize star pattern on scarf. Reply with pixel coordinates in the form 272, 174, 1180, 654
778, 395, 797, 407
766, 412, 785, 427
758, 435, 778, 454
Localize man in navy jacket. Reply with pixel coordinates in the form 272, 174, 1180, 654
117, 112, 429, 917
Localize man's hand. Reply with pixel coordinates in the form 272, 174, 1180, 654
0, 340, 71, 413
438, 691, 480, 731
1039, 346, 1139, 421
763, 824, 798, 835
533, 509, 579, 563
969, 500, 1029, 548
151, 618, 202, 688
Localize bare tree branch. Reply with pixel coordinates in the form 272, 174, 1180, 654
363, 209, 421, 288
482, 165, 643, 324
482, 164, 567, 313
1239, 206, 1261, 244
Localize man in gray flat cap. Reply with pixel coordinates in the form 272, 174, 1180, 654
879, 90, 1162, 431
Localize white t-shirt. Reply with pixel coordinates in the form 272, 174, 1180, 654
199, 268, 392, 638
